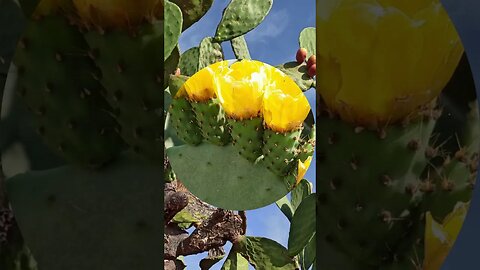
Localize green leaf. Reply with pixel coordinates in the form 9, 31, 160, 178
231, 36, 251, 60
299, 27, 316, 59
166, 143, 291, 210
214, 0, 273, 42
288, 194, 316, 257
237, 236, 298, 270
276, 62, 315, 91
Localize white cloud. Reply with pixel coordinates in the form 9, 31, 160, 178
246, 9, 290, 44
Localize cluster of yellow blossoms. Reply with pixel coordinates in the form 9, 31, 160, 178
180, 60, 311, 134
177, 60, 312, 183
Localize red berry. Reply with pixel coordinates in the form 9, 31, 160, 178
296, 48, 307, 64
307, 55, 316, 68
308, 64, 316, 78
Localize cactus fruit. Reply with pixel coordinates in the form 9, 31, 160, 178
296, 48, 307, 64
306, 55, 316, 69
307, 64, 316, 78
14, 13, 123, 168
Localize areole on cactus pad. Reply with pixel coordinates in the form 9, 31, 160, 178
166, 59, 315, 210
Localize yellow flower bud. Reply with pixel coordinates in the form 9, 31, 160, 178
296, 156, 312, 185
317, 0, 464, 127
263, 88, 310, 132
214, 60, 267, 119
184, 61, 229, 102
424, 203, 468, 270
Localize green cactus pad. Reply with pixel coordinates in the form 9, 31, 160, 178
164, 46, 180, 89
214, 0, 273, 42
236, 236, 298, 270
171, 0, 214, 31
291, 179, 313, 211
276, 62, 315, 91
423, 103, 479, 222
275, 196, 294, 221
317, 115, 436, 267
168, 74, 189, 99
199, 37, 224, 70
191, 100, 231, 146
263, 128, 302, 178
166, 143, 292, 210
299, 27, 316, 59
169, 98, 203, 145
288, 193, 316, 257
164, 0, 183, 60
231, 36, 251, 60
221, 248, 249, 270
6, 153, 163, 270
228, 117, 263, 162
84, 21, 164, 162
14, 16, 123, 168
301, 234, 316, 270
179, 47, 200, 76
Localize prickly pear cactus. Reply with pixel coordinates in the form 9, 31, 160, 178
315, 0, 477, 269
163, 0, 317, 269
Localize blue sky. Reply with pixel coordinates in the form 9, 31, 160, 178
178, 0, 316, 269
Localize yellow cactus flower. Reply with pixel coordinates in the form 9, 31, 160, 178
263, 88, 310, 132
184, 61, 229, 102
424, 203, 469, 270
267, 68, 302, 96
73, 0, 163, 28
296, 156, 312, 185
214, 60, 267, 119
317, 0, 464, 127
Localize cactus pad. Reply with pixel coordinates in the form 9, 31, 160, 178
276, 62, 315, 91
14, 16, 123, 168
7, 154, 163, 270
231, 36, 251, 60
317, 114, 436, 268
178, 47, 200, 77
214, 0, 273, 42
191, 100, 231, 146
84, 21, 164, 162
164, 0, 182, 60
166, 143, 292, 210
228, 117, 263, 162
263, 128, 302, 178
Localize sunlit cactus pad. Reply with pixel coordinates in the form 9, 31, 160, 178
166, 60, 315, 210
